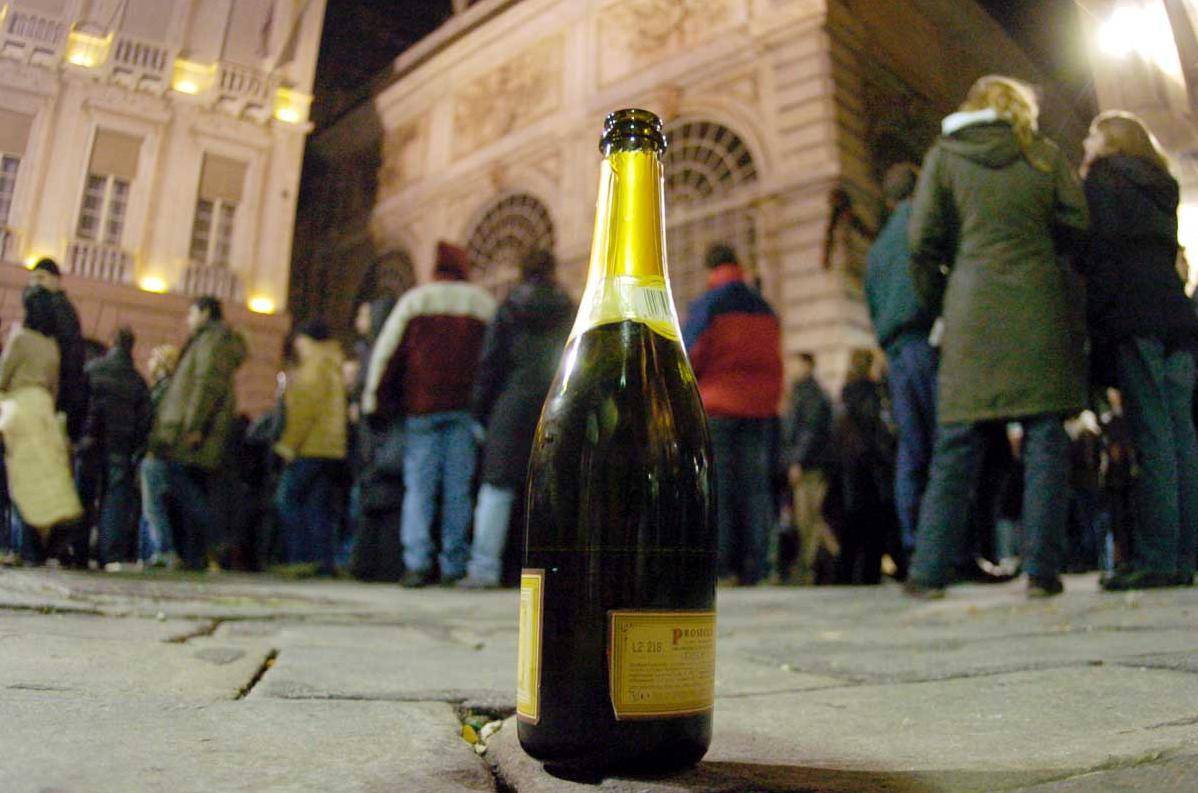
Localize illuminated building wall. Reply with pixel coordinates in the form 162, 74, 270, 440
0, 0, 326, 409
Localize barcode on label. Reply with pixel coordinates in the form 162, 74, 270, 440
628, 286, 673, 324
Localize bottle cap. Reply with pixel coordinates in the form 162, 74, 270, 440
601, 108, 667, 155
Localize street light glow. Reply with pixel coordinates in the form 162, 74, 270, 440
1097, 2, 1182, 77
248, 296, 276, 314
138, 276, 168, 294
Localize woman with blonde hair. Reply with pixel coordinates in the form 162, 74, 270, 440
1082, 111, 1198, 590
904, 75, 1090, 598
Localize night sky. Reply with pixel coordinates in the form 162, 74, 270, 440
312, 0, 1091, 129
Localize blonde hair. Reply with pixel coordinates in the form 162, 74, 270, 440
1090, 111, 1170, 173
148, 344, 179, 381
960, 75, 1051, 172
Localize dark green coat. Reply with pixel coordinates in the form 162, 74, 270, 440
149, 320, 247, 470
909, 119, 1089, 424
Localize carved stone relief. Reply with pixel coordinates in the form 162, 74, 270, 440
451, 35, 563, 159
598, 0, 748, 86
378, 119, 421, 200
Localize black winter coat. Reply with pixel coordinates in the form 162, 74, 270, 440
32, 288, 88, 440
783, 376, 832, 470
84, 348, 152, 455
1083, 155, 1198, 383
471, 279, 574, 488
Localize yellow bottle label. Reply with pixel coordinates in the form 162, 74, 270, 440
516, 569, 544, 723
608, 610, 716, 720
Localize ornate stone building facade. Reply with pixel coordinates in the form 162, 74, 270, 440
294, 0, 1089, 385
0, 0, 325, 410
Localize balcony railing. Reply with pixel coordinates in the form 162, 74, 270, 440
67, 240, 131, 284
215, 62, 278, 121
109, 35, 170, 89
1, 8, 66, 64
183, 262, 243, 303
218, 62, 273, 102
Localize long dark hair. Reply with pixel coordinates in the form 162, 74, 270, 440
22, 286, 57, 337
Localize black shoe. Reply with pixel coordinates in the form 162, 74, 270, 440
400, 569, 435, 589
903, 579, 945, 600
1100, 569, 1179, 592
1027, 576, 1064, 598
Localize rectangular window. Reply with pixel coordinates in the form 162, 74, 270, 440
76, 128, 141, 246
191, 153, 247, 268
189, 197, 237, 267
75, 173, 130, 243
0, 155, 20, 227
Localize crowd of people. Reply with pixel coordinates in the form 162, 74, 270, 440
771, 76, 1197, 598
1, 74, 1195, 598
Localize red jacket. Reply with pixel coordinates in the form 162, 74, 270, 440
363, 274, 497, 418
682, 265, 783, 418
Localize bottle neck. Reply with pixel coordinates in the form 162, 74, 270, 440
570, 148, 681, 342
587, 149, 667, 282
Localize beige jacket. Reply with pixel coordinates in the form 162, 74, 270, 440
0, 326, 82, 534
274, 340, 347, 461
0, 326, 60, 396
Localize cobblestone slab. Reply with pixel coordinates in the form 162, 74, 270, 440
0, 695, 494, 793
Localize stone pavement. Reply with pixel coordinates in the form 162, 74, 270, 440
0, 568, 1195, 792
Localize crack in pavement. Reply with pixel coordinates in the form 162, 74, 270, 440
165, 619, 223, 644
236, 649, 279, 700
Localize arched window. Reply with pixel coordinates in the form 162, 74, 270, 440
466, 193, 555, 295
663, 120, 760, 312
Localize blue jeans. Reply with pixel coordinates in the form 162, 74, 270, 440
1117, 339, 1198, 578
401, 412, 478, 578
166, 462, 212, 571
98, 453, 139, 564
467, 484, 517, 585
886, 338, 938, 551
275, 458, 340, 574
709, 417, 774, 585
911, 414, 1069, 586
139, 456, 174, 560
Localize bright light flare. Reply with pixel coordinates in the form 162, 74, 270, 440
138, 276, 168, 294
248, 296, 276, 314
1097, 2, 1183, 77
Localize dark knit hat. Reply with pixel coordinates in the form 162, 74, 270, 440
434, 241, 471, 279
32, 258, 61, 278
704, 244, 738, 270
295, 319, 331, 342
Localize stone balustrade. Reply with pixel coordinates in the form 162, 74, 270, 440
183, 261, 244, 303
67, 240, 131, 284
109, 35, 171, 90
0, 7, 66, 64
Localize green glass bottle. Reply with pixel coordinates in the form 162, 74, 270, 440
516, 109, 717, 775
